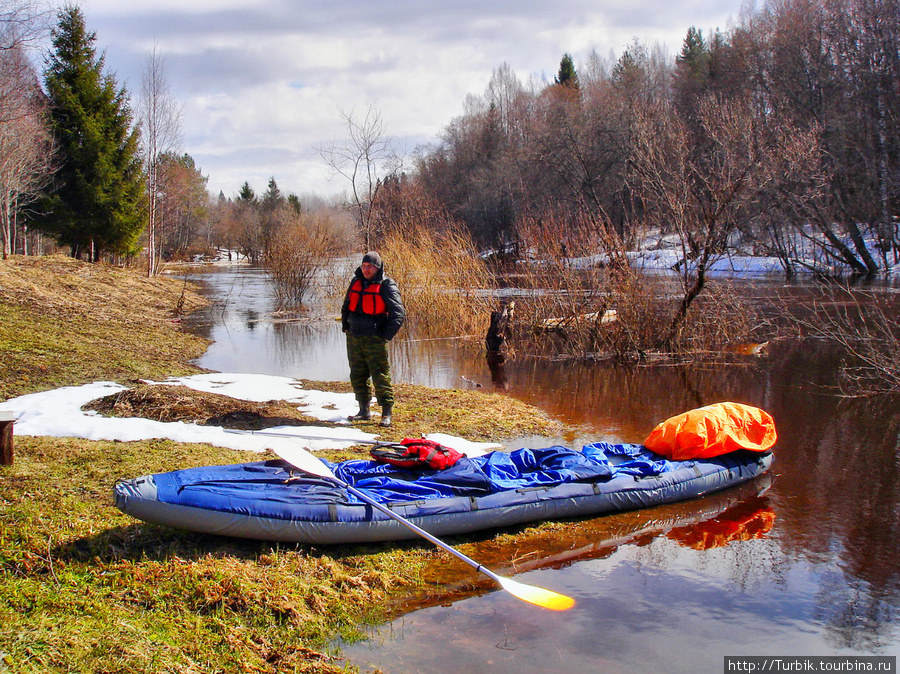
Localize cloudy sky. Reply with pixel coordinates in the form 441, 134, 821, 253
74, 0, 746, 201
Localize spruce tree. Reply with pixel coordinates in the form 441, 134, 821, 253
554, 53, 579, 89
37, 6, 145, 261
674, 27, 713, 127
237, 182, 256, 204
261, 176, 283, 211
676, 27, 711, 84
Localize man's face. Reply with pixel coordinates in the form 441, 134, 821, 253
361, 262, 378, 280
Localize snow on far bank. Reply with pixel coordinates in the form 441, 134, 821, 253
628, 249, 789, 275
0, 373, 499, 458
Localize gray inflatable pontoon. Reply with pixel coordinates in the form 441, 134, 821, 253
114, 442, 774, 544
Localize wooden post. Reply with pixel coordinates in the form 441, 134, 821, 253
486, 301, 514, 389
0, 411, 15, 466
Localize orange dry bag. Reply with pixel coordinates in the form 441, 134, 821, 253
643, 402, 777, 461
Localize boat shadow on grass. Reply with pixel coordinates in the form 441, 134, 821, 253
48, 521, 429, 565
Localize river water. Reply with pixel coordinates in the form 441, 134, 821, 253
182, 265, 900, 673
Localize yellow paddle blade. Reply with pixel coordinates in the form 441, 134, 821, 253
496, 576, 575, 611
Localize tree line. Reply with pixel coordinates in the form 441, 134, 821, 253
402, 0, 899, 280
3, 0, 898, 287
0, 4, 351, 276
0, 4, 206, 267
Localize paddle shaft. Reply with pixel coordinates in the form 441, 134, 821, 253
326, 473, 497, 580
272, 443, 574, 610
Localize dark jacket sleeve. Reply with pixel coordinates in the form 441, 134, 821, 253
379, 277, 406, 341
340, 280, 353, 332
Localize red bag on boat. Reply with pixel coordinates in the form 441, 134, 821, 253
643, 402, 777, 461
370, 438, 464, 470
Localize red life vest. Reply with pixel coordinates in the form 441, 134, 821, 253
347, 279, 386, 315
370, 438, 464, 470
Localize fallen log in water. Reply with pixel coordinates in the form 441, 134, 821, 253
534, 309, 618, 334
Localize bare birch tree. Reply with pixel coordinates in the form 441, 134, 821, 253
139, 44, 182, 275
317, 103, 397, 248
0, 1, 53, 259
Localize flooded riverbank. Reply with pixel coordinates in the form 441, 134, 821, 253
181, 265, 900, 672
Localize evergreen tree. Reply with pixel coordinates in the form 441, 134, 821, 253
677, 26, 711, 82
237, 181, 256, 204
674, 26, 712, 124
37, 7, 145, 261
260, 176, 283, 211
554, 53, 580, 89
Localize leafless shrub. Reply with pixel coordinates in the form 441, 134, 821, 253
263, 213, 346, 306
675, 280, 762, 353
508, 210, 760, 360
589, 266, 670, 358
510, 210, 611, 354
787, 284, 900, 396
0, 36, 54, 258
377, 187, 495, 339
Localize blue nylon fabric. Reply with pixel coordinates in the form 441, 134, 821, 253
581, 442, 679, 476
332, 456, 493, 499
153, 444, 688, 514
472, 445, 613, 489
154, 461, 347, 518
330, 444, 676, 503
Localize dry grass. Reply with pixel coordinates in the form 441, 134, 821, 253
0, 255, 210, 400
0, 254, 206, 325
84, 380, 561, 457
382, 220, 496, 340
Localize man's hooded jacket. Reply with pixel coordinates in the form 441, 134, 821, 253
341, 263, 405, 340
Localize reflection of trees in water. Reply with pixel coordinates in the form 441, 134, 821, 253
390, 336, 483, 389
491, 336, 847, 440
495, 337, 900, 649
774, 393, 900, 651
269, 318, 346, 372
815, 573, 899, 652
242, 309, 258, 331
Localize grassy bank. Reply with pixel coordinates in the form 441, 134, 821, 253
0, 256, 560, 673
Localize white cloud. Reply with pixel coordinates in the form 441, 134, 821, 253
69, 0, 744, 199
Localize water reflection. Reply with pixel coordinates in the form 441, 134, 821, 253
666, 499, 776, 551
181, 266, 900, 670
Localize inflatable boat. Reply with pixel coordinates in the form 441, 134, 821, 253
114, 441, 774, 544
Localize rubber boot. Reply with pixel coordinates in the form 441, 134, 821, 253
379, 404, 393, 427
348, 399, 371, 422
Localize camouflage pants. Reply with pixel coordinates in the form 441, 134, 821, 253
346, 333, 394, 406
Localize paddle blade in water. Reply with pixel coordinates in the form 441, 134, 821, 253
496, 576, 575, 611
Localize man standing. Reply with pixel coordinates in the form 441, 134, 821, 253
341, 251, 405, 427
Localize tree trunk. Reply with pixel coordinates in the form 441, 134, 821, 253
665, 265, 706, 349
